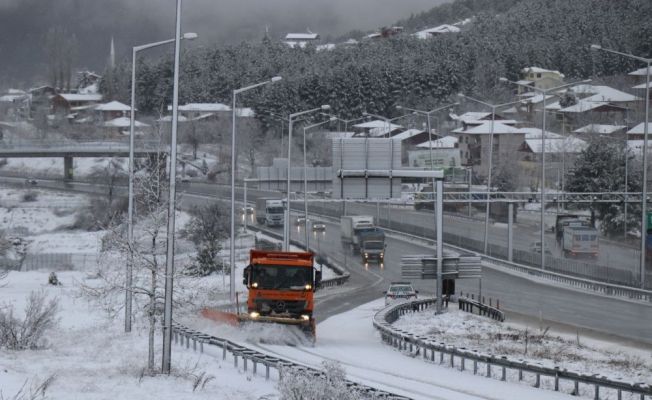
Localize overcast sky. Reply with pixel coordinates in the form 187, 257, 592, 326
0, 0, 449, 85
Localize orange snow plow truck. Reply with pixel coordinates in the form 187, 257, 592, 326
203, 250, 322, 338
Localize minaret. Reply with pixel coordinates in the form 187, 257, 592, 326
109, 36, 115, 69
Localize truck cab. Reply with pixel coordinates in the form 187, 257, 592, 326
562, 226, 599, 258
359, 229, 386, 265
241, 250, 322, 336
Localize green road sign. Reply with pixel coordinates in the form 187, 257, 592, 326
647, 212, 652, 231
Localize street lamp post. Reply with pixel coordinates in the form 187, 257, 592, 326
455, 95, 522, 254
500, 77, 591, 271
126, 32, 197, 334
230, 76, 282, 304
591, 44, 651, 289
301, 117, 336, 248
283, 105, 331, 250
362, 112, 405, 138
162, 0, 184, 374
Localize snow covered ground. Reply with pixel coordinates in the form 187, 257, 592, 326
393, 307, 652, 397
0, 270, 278, 400
189, 299, 577, 400
0, 157, 128, 179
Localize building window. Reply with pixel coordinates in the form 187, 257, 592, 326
537, 73, 542, 78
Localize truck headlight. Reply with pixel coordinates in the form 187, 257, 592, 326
364, 253, 369, 258
304, 284, 312, 290
252, 282, 258, 288
250, 312, 260, 319
300, 315, 310, 321
380, 253, 384, 258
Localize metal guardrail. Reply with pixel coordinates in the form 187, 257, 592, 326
172, 323, 410, 399
373, 299, 652, 400
0, 139, 166, 151
458, 297, 505, 321
302, 201, 652, 302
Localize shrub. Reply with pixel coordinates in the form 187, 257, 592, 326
0, 291, 59, 350
21, 191, 37, 202
278, 361, 367, 400
186, 169, 198, 178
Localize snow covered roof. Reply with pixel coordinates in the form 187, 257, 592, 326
353, 120, 402, 130
524, 137, 587, 154
285, 33, 319, 40
520, 94, 555, 105
325, 131, 355, 140
452, 111, 517, 125
453, 121, 522, 135
632, 82, 652, 89
573, 124, 626, 135
284, 41, 308, 48
78, 83, 99, 95
316, 43, 336, 52
95, 101, 131, 112
521, 66, 565, 77
103, 117, 149, 128
391, 129, 425, 141
236, 107, 255, 117
544, 101, 561, 111
0, 93, 28, 102
416, 136, 458, 149
521, 128, 563, 139
629, 66, 652, 76
558, 100, 609, 113
168, 103, 231, 112
569, 85, 640, 102
58, 93, 103, 102
414, 24, 461, 39
627, 123, 652, 135
516, 80, 534, 86
157, 115, 189, 123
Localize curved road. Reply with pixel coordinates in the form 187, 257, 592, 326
2, 177, 651, 344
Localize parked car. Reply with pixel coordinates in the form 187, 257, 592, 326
24, 178, 37, 185
529, 241, 552, 255
384, 282, 418, 306
312, 222, 326, 232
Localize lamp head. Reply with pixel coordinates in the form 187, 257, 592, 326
395, 105, 403, 110
498, 77, 508, 83
321, 105, 331, 111
328, 116, 338, 122
183, 32, 198, 40
271, 76, 282, 83
457, 93, 465, 98
590, 44, 601, 51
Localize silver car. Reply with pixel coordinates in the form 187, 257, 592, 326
384, 282, 418, 306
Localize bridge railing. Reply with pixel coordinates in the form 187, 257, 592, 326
0, 139, 167, 151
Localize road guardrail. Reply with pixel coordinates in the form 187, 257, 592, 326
373, 299, 652, 400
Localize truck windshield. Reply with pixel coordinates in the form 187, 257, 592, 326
365, 241, 384, 250
251, 264, 312, 290
267, 207, 284, 214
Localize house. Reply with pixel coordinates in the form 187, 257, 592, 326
454, 121, 525, 178
50, 93, 103, 115
102, 116, 150, 136
408, 136, 460, 168
284, 32, 319, 48
626, 122, 652, 141
364, 26, 403, 40
628, 66, 652, 86
0, 89, 30, 119
76, 70, 102, 94
352, 120, 403, 137
516, 67, 565, 96
450, 112, 517, 130
390, 129, 432, 163
413, 24, 461, 39
165, 103, 254, 121
95, 100, 132, 121
520, 135, 587, 161
572, 124, 626, 136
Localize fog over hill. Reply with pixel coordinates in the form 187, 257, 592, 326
0, 0, 448, 87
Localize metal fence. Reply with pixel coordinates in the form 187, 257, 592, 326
21, 253, 97, 271
374, 299, 652, 400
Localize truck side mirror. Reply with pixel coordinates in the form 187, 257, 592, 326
315, 270, 322, 289
242, 265, 251, 286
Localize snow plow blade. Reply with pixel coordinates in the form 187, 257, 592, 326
238, 314, 316, 338
201, 308, 240, 327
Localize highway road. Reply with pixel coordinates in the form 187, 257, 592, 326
1, 176, 651, 344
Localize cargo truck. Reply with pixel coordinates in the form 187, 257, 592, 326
340, 215, 386, 261
562, 225, 599, 258
255, 198, 285, 227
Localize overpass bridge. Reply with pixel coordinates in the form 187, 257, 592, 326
0, 140, 168, 179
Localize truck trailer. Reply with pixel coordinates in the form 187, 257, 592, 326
255, 197, 285, 227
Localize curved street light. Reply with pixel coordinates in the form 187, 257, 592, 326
499, 77, 591, 271
127, 31, 197, 334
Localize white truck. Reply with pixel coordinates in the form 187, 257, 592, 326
340, 215, 386, 261
255, 198, 285, 227
562, 225, 599, 259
